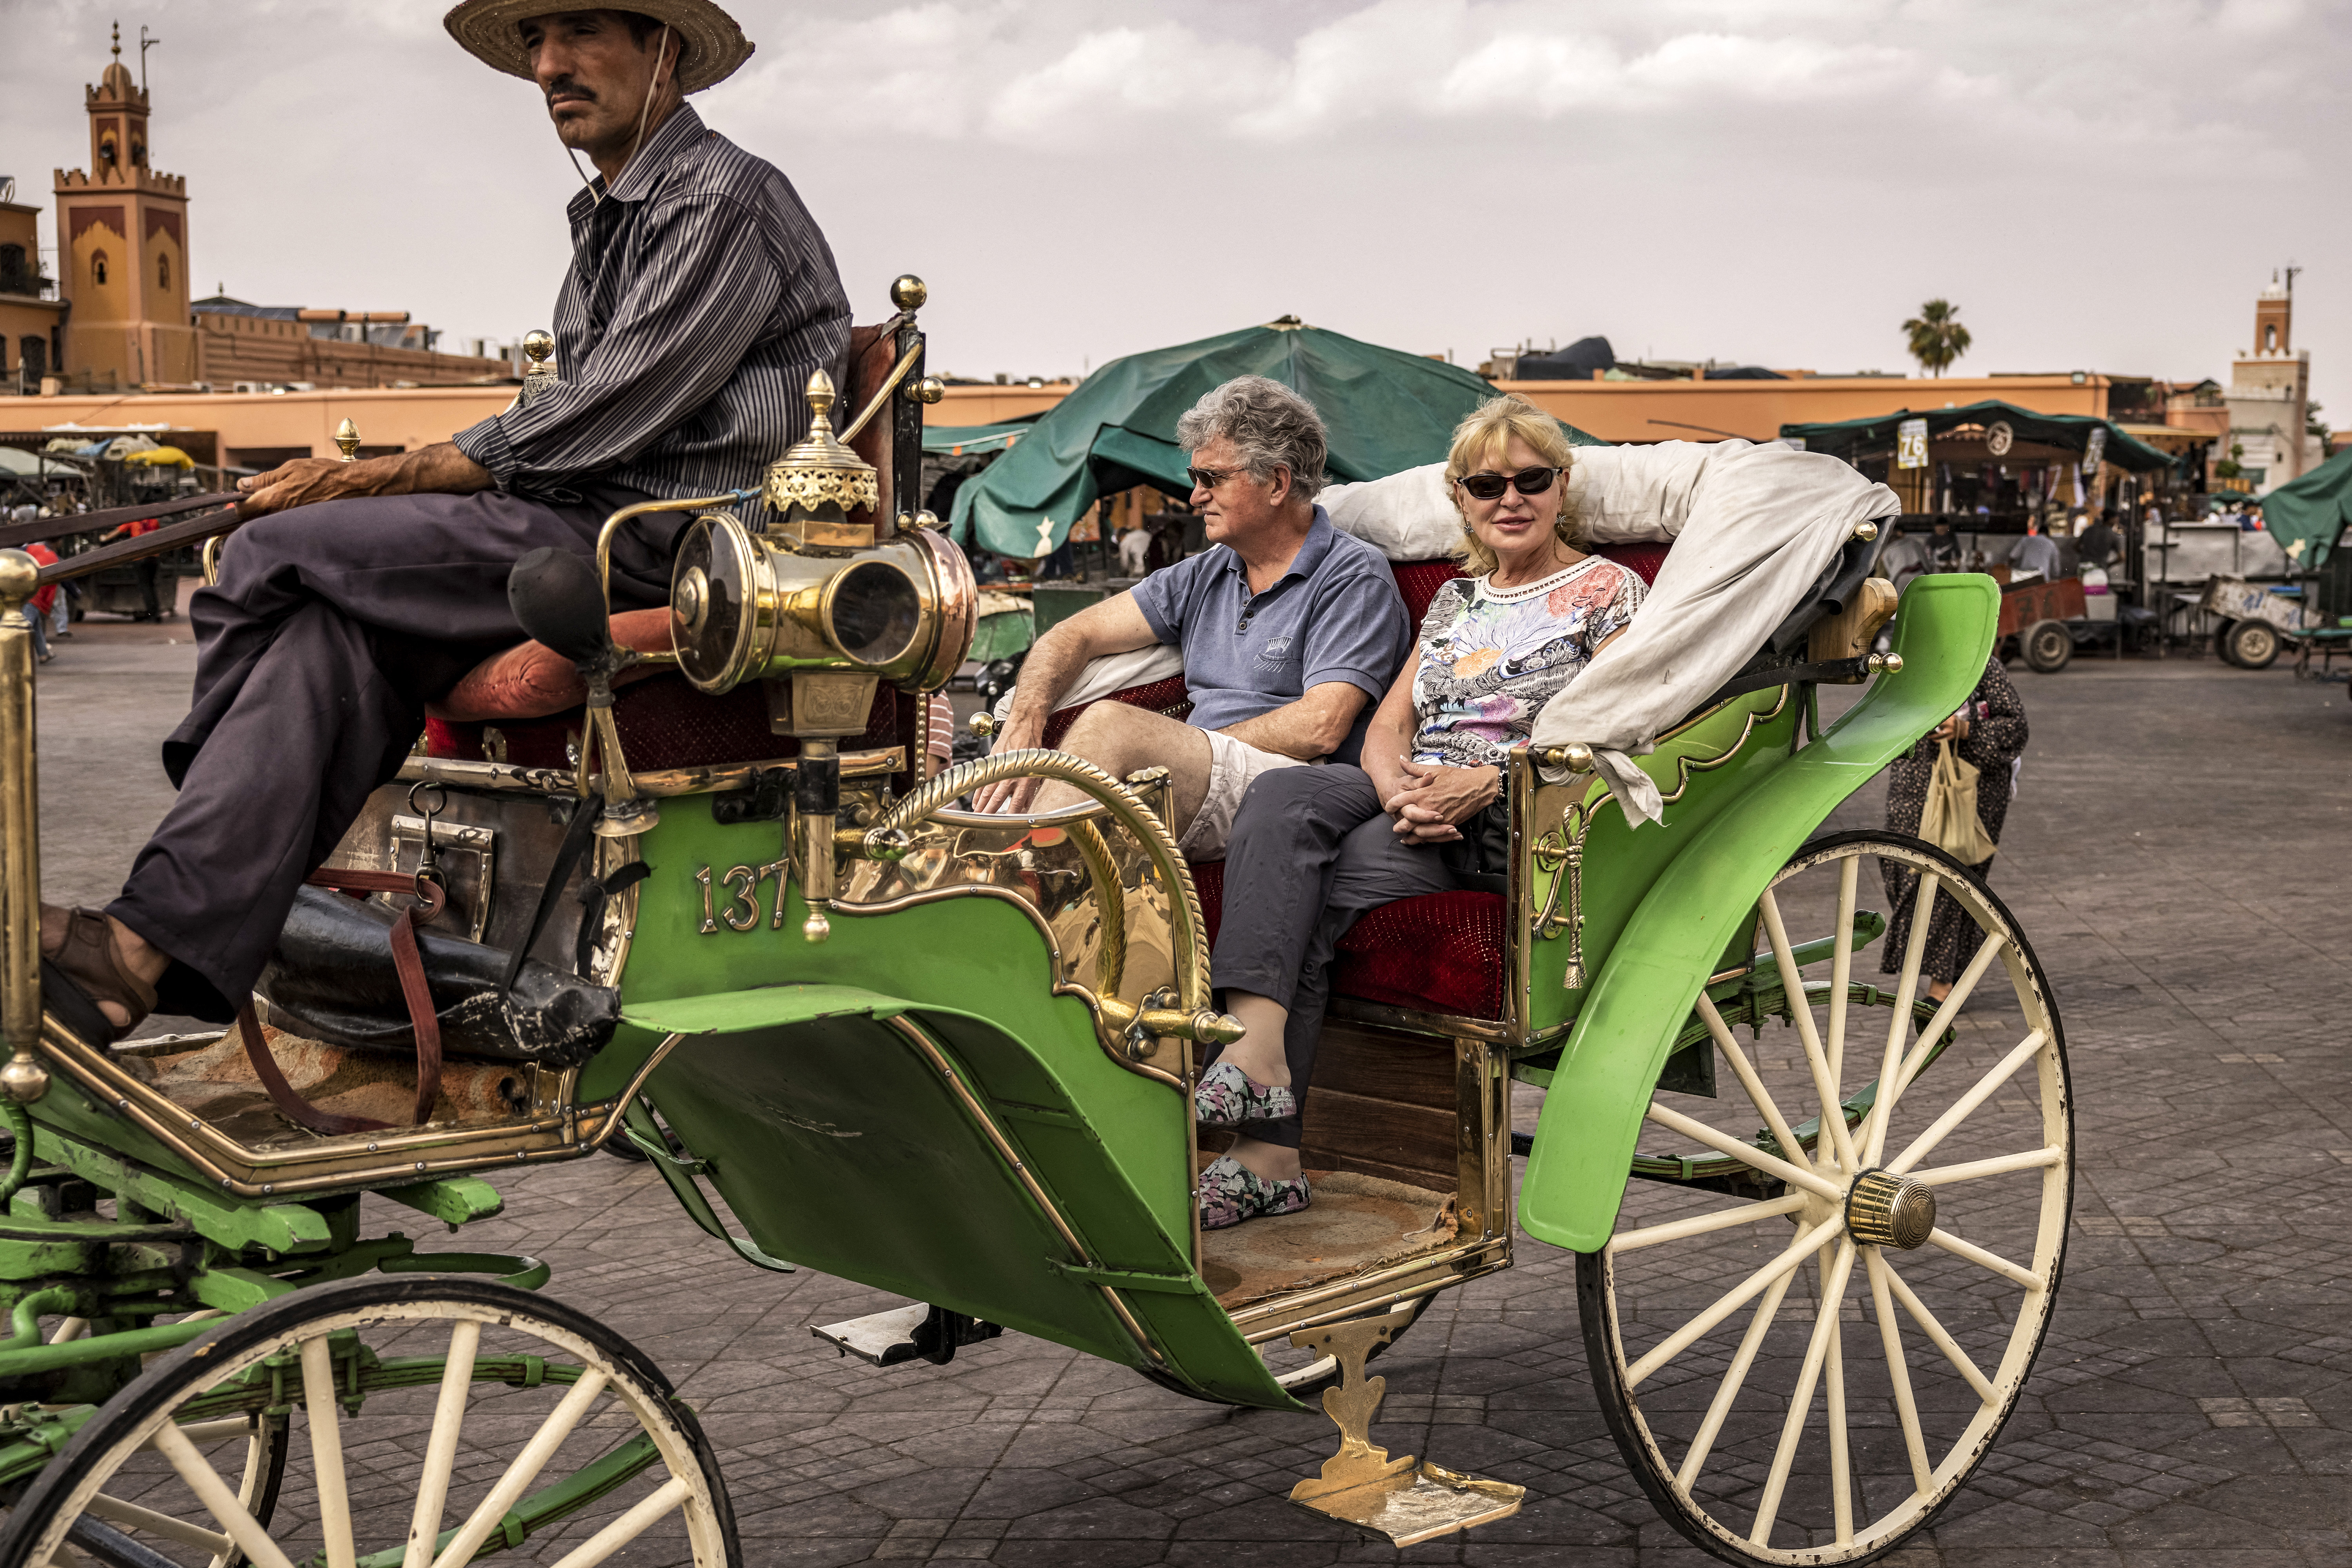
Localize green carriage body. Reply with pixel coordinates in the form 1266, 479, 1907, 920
0, 296, 2051, 1563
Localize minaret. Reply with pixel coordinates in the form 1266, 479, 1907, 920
54, 21, 196, 387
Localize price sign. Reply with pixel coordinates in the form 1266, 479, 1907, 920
2082, 426, 2107, 472
1896, 418, 1929, 470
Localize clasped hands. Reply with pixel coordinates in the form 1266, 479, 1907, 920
1377, 757, 1499, 845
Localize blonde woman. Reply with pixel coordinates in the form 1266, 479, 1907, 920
1194, 396, 1645, 1229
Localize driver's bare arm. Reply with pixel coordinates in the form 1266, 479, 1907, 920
1216, 681, 1368, 761
235, 442, 494, 519
971, 591, 1161, 814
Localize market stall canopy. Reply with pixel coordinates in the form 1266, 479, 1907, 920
1779, 400, 2176, 474
920, 420, 1037, 458
949, 319, 1588, 558
2261, 447, 2352, 568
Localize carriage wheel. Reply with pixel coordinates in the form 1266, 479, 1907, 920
3, 1276, 737, 1568
1579, 832, 2071, 1566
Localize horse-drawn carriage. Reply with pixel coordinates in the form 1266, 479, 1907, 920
0, 280, 2069, 1565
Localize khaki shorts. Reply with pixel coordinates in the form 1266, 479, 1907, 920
1178, 730, 1312, 860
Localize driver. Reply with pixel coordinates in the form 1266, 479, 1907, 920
39, 1, 851, 1038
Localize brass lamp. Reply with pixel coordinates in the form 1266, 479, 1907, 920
669, 368, 977, 940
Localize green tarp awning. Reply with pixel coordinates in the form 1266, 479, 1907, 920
2261, 448, 2352, 568
921, 421, 1036, 457
1779, 399, 2178, 474
948, 321, 1597, 557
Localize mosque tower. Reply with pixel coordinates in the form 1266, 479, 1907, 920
54, 22, 196, 387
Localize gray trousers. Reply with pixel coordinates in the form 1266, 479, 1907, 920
1208, 764, 1459, 1149
107, 483, 665, 1020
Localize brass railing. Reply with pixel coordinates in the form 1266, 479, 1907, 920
0, 551, 47, 1101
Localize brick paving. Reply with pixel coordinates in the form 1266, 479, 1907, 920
31, 616, 2352, 1566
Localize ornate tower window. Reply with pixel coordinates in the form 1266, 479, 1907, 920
92, 251, 109, 286
158, 253, 170, 290
100, 135, 118, 166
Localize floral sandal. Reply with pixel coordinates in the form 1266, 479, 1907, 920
1197, 1153, 1311, 1231
40, 906, 155, 1044
1193, 1060, 1299, 1127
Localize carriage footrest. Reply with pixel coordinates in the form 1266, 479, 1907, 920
812, 1302, 1003, 1367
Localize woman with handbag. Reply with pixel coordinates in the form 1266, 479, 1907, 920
1191, 396, 1644, 1229
1881, 655, 2029, 1002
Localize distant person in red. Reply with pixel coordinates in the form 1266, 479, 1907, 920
100, 518, 164, 621
20, 542, 56, 663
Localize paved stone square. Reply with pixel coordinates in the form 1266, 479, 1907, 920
31, 612, 2352, 1566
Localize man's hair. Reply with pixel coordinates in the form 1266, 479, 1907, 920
1176, 376, 1327, 501
617, 11, 691, 75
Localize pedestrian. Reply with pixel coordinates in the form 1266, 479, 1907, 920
2075, 510, 2122, 572
98, 517, 163, 621
1880, 656, 2028, 1002
21, 541, 57, 664
2005, 518, 2061, 581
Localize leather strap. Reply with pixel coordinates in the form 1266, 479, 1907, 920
503, 792, 603, 994
240, 871, 446, 1137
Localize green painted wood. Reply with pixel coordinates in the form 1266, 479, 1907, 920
1518, 573, 2002, 1252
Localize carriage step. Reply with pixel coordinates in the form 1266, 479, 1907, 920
1288, 1306, 1524, 1546
812, 1302, 1004, 1367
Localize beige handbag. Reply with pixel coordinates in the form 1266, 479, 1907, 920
1918, 738, 1998, 865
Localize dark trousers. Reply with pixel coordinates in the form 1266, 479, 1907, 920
107, 484, 664, 1019
1208, 765, 1459, 1149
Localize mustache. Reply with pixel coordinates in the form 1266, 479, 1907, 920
545, 77, 596, 106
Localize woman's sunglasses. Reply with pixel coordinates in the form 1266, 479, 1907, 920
1455, 466, 1561, 501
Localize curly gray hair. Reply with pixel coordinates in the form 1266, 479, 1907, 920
1174, 375, 1328, 501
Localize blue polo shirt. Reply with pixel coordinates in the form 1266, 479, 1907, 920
1129, 508, 1411, 764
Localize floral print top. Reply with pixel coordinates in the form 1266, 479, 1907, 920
1408, 556, 1645, 769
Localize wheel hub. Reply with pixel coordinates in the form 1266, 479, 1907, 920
1846, 1168, 1936, 1249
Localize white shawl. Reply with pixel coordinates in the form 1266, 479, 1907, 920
1318, 441, 1898, 825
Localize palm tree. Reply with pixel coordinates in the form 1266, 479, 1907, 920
1903, 299, 1972, 377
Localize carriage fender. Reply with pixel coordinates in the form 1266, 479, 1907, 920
1517, 573, 2000, 1253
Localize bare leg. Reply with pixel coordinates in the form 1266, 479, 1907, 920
1227, 1134, 1301, 1182
1026, 703, 1214, 838
1219, 992, 1291, 1086
1927, 978, 1954, 1004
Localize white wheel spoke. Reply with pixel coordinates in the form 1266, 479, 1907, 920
1760, 889, 1857, 1173
1866, 1248, 1935, 1494
1626, 1214, 1844, 1389
1826, 855, 1858, 1085
1696, 995, 1811, 1176
151, 1423, 300, 1568
1926, 1227, 2043, 1291
1912, 1145, 2066, 1186
1824, 1268, 1853, 1545
141, 1418, 249, 1450
85, 1493, 231, 1555
544, 1474, 693, 1568
1750, 1240, 1859, 1545
1676, 1268, 1798, 1491
301, 1334, 358, 1568
1889, 933, 2005, 1103
1887, 1030, 2048, 1176
402, 1319, 482, 1568
1860, 870, 1938, 1168
47, 1317, 89, 1345
1880, 1257, 1996, 1402
1611, 1193, 1808, 1255
1643, 1101, 1845, 1203
432, 1370, 612, 1568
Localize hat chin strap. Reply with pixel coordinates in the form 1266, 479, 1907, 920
566, 24, 672, 207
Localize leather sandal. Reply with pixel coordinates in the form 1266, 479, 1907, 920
40, 906, 155, 1043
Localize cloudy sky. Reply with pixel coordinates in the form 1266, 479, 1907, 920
5, 0, 2347, 422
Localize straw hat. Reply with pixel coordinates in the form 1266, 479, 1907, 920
443, 0, 754, 95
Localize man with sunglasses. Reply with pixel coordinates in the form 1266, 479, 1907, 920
973, 376, 1411, 860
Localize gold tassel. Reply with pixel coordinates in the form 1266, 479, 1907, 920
1561, 836, 1588, 991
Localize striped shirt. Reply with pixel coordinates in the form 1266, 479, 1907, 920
454, 103, 851, 506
